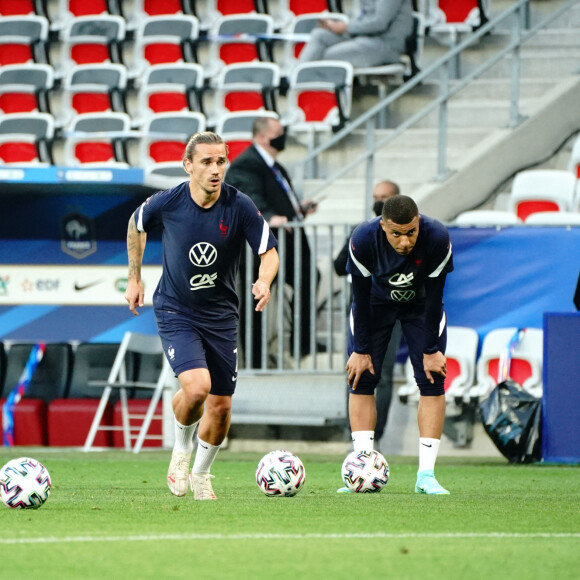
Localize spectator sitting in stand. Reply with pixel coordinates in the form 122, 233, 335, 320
299, 0, 414, 68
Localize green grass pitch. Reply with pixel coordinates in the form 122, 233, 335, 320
1, 450, 579, 580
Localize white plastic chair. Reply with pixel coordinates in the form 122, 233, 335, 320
467, 327, 543, 404
397, 325, 479, 414
454, 209, 522, 226
508, 169, 576, 222
524, 211, 580, 225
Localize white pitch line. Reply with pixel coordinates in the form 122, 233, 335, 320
1, 532, 580, 545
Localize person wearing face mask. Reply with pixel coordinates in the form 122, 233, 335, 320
225, 116, 319, 367
334, 180, 402, 453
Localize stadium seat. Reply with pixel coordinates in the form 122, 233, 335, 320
279, 13, 348, 77
139, 111, 206, 166
276, 0, 335, 30
284, 60, 353, 151
0, 112, 55, 165
0, 15, 50, 66
83, 332, 174, 453
453, 209, 522, 226
128, 0, 194, 31
144, 161, 190, 188
467, 327, 543, 403
1, 342, 73, 446
202, 14, 274, 81
194, 0, 266, 32
135, 62, 205, 124
47, 342, 121, 447
568, 134, 580, 191
50, 0, 123, 32
397, 325, 479, 409
58, 15, 126, 76
59, 63, 128, 127
0, 63, 54, 114
217, 110, 279, 161
211, 62, 280, 125
508, 169, 577, 222
422, 0, 489, 46
524, 211, 580, 225
353, 12, 425, 106
0, 0, 47, 17
63, 111, 132, 167
132, 15, 200, 79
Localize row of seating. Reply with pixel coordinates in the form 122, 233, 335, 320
0, 59, 347, 129
0, 335, 169, 449
397, 326, 544, 411
454, 168, 580, 225
0, 61, 351, 170
0, 12, 353, 80
0, 0, 344, 34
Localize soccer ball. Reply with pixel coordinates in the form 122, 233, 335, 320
256, 450, 306, 497
0, 457, 51, 509
341, 450, 390, 493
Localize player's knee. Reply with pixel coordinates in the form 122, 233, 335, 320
178, 369, 211, 404
204, 396, 232, 429
417, 382, 445, 397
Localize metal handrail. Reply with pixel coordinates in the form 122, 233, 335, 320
292, 0, 579, 219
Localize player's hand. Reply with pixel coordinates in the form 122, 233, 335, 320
423, 351, 447, 384
125, 279, 144, 316
345, 352, 375, 390
252, 280, 271, 312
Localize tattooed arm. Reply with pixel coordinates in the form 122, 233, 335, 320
125, 211, 147, 316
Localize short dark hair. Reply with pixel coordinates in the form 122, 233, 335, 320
382, 195, 418, 224
183, 132, 227, 162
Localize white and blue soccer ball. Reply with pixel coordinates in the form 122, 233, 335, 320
341, 450, 390, 493
256, 450, 306, 497
0, 457, 51, 509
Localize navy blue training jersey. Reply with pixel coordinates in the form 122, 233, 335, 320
347, 214, 453, 354
347, 214, 453, 303
135, 181, 277, 323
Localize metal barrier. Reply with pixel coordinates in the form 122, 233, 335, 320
238, 221, 353, 375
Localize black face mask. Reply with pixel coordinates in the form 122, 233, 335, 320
269, 132, 286, 152
373, 200, 385, 217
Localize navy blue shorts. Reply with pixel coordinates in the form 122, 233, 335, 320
348, 302, 447, 397
155, 306, 239, 397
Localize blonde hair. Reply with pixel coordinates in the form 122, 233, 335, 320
183, 132, 228, 162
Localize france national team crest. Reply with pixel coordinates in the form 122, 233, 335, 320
60, 212, 97, 259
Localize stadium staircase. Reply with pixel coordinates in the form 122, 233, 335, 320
284, 0, 580, 225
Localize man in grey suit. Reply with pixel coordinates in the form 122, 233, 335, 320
299, 0, 414, 68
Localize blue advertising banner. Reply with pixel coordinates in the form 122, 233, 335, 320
0, 225, 578, 343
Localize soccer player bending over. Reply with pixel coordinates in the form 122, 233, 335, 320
342, 195, 453, 495
125, 132, 279, 500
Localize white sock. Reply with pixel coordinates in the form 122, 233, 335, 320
418, 437, 441, 472
192, 437, 221, 474
351, 430, 375, 453
173, 418, 199, 454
